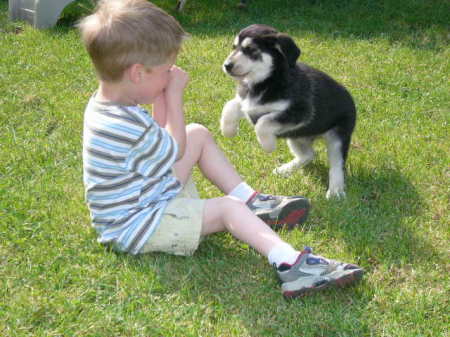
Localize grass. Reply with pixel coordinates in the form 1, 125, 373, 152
0, 0, 449, 336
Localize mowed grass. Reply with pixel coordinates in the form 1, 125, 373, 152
0, 0, 449, 336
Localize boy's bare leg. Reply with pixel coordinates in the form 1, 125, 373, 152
200, 197, 363, 300
201, 197, 287, 256
173, 123, 310, 228
170, 123, 286, 255
173, 123, 242, 193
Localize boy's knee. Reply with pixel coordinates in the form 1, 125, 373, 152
187, 123, 213, 142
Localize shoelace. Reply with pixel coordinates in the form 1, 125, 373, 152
256, 194, 277, 202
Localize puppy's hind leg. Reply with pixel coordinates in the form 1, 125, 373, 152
221, 97, 243, 137
324, 129, 348, 199
274, 137, 315, 177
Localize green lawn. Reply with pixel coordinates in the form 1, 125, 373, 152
1, 0, 449, 336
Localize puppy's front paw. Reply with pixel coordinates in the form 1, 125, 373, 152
220, 120, 239, 137
258, 137, 277, 153
220, 99, 242, 137
257, 134, 277, 153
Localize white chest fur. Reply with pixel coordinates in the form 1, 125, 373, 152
240, 95, 290, 116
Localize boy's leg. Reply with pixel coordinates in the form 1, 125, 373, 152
201, 196, 295, 257
201, 197, 364, 298
173, 123, 309, 227
173, 123, 242, 191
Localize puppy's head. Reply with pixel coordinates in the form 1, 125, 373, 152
223, 24, 301, 84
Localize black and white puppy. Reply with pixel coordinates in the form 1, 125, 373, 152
221, 24, 356, 198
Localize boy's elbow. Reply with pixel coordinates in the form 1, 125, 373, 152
175, 152, 184, 161
175, 144, 186, 161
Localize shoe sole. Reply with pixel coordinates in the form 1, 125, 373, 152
282, 269, 364, 299
259, 198, 310, 230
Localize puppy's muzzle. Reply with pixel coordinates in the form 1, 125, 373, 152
223, 62, 234, 73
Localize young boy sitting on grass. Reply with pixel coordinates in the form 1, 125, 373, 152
78, 0, 363, 298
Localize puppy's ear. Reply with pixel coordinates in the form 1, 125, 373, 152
276, 33, 301, 67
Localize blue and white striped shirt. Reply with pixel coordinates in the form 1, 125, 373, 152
83, 95, 182, 254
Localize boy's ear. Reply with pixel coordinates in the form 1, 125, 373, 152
275, 33, 301, 67
127, 64, 144, 84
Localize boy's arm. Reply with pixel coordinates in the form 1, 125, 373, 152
165, 66, 189, 160
152, 94, 167, 127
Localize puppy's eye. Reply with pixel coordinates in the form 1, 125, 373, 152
243, 46, 257, 55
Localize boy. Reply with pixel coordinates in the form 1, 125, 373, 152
78, 0, 363, 298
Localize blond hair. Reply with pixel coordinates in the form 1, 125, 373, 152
78, 0, 187, 81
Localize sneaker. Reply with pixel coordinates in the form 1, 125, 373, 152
247, 192, 310, 229
277, 247, 364, 298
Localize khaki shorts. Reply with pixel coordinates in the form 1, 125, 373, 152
140, 177, 205, 256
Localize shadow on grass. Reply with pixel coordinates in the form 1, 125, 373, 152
101, 146, 444, 336
6, 0, 443, 52
300, 160, 445, 269
104, 155, 443, 336
115, 237, 372, 336
109, 159, 442, 335
51, 0, 450, 51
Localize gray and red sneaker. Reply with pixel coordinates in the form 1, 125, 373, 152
247, 192, 310, 229
277, 247, 364, 298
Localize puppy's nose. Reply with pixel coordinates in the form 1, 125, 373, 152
224, 62, 234, 73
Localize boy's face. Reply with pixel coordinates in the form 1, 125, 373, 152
136, 61, 174, 104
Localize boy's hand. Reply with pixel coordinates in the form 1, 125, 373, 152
163, 65, 188, 159
165, 65, 189, 99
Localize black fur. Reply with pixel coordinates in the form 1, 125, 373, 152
241, 26, 355, 160
222, 24, 357, 197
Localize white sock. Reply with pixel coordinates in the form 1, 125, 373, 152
268, 243, 300, 269
228, 182, 256, 203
